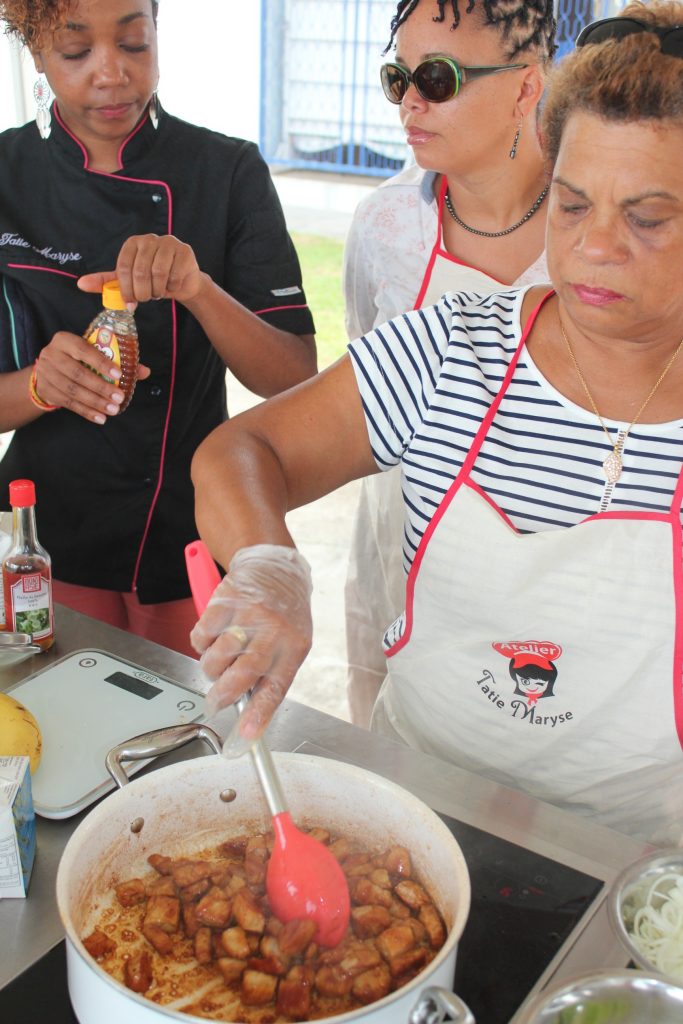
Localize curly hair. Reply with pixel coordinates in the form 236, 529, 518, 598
384, 0, 557, 63
541, 1, 683, 165
1, 0, 158, 49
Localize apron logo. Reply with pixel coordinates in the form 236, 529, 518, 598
492, 641, 562, 707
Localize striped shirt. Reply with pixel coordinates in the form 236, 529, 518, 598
349, 286, 683, 574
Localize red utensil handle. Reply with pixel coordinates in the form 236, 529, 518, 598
185, 540, 221, 615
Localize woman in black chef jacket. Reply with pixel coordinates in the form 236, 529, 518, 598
0, 0, 317, 655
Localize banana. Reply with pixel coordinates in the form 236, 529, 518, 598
0, 692, 42, 773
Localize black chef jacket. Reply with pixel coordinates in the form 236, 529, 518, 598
0, 104, 315, 602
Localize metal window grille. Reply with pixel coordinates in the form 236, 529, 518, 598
260, 0, 628, 178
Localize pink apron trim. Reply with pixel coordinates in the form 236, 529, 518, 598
387, 287, 554, 657
413, 177, 506, 309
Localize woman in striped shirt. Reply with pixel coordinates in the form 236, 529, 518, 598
191, 2, 683, 845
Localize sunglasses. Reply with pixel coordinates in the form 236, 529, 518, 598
380, 56, 529, 105
576, 16, 683, 56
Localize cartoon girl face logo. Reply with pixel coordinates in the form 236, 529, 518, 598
93, 326, 114, 360
492, 642, 562, 707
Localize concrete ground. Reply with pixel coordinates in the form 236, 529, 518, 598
0, 170, 379, 726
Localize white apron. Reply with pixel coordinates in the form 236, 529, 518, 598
346, 177, 546, 728
373, 294, 683, 846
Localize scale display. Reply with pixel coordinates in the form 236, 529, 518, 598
7, 649, 205, 819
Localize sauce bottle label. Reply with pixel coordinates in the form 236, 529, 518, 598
6, 572, 53, 638
86, 326, 122, 384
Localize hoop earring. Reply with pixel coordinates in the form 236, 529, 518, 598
34, 77, 52, 140
509, 119, 522, 160
149, 92, 160, 130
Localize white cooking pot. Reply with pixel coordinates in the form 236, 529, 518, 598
56, 724, 473, 1024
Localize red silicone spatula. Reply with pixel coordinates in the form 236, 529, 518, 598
185, 540, 350, 947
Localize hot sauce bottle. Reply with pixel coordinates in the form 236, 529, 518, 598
2, 479, 54, 651
83, 280, 139, 412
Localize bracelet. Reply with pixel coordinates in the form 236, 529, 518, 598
28, 364, 58, 412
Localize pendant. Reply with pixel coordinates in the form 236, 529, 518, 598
603, 449, 623, 483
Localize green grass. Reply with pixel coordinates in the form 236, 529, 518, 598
292, 232, 348, 369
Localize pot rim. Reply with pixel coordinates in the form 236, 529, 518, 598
57, 751, 471, 1024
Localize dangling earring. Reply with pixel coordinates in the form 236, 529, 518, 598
149, 92, 160, 130
34, 77, 52, 140
509, 119, 522, 160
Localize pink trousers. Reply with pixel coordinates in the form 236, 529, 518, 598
52, 579, 198, 659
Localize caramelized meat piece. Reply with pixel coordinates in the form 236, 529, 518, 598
241, 968, 278, 1005
233, 888, 266, 933
170, 859, 213, 889
218, 836, 249, 857
244, 846, 268, 886
344, 853, 374, 877
146, 875, 177, 897
315, 965, 354, 997
194, 926, 213, 965
115, 878, 146, 908
124, 950, 154, 993
340, 945, 382, 976
306, 827, 330, 844
142, 922, 174, 956
144, 895, 180, 934
385, 846, 412, 878
369, 868, 392, 890
277, 964, 313, 1019
82, 928, 116, 960
388, 895, 412, 920
328, 836, 351, 862
179, 877, 211, 903
195, 886, 233, 929
220, 926, 251, 960
419, 903, 447, 948
278, 918, 316, 955
352, 963, 392, 1004
394, 879, 431, 910
247, 954, 288, 977
147, 853, 173, 875
260, 933, 291, 972
182, 901, 200, 939
404, 916, 429, 944
376, 924, 415, 961
352, 877, 393, 909
388, 946, 428, 978
350, 905, 392, 939
216, 956, 247, 984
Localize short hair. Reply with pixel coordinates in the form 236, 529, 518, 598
1, 0, 159, 49
541, 1, 683, 165
385, 0, 557, 63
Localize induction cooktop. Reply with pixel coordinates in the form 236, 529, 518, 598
0, 807, 602, 1024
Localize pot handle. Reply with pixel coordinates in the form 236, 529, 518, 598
408, 986, 475, 1024
105, 722, 223, 789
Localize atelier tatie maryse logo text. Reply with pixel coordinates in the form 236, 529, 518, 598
474, 641, 574, 729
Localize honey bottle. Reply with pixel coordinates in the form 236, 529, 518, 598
83, 280, 139, 412
2, 479, 54, 651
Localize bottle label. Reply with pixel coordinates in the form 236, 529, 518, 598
6, 572, 53, 638
86, 325, 122, 384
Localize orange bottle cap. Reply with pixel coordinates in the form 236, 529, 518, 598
9, 479, 36, 507
102, 280, 126, 311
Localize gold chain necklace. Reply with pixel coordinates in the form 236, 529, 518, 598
559, 318, 683, 484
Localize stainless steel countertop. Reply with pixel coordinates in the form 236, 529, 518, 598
0, 606, 652, 1022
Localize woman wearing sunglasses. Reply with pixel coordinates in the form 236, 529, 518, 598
190, 0, 683, 846
344, 0, 556, 727
0, 0, 316, 655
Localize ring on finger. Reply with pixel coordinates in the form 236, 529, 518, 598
225, 624, 248, 648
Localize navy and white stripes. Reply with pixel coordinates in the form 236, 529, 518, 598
349, 287, 683, 575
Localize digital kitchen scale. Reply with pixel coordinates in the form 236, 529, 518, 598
6, 649, 205, 819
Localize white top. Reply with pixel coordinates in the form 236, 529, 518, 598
343, 163, 548, 338
349, 287, 683, 576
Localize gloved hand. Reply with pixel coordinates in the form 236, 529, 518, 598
190, 544, 313, 739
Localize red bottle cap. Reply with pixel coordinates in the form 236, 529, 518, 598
9, 479, 36, 508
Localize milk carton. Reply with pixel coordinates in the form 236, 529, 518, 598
0, 755, 36, 898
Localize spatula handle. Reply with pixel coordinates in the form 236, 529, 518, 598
185, 540, 289, 817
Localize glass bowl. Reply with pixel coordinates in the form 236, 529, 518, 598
607, 849, 683, 983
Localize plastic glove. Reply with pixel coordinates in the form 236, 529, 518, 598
190, 544, 313, 740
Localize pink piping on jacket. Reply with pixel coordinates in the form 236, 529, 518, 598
53, 104, 176, 594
